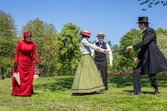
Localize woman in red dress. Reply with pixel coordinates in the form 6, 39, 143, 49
12, 31, 41, 96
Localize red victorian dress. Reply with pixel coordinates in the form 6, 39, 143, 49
12, 40, 39, 96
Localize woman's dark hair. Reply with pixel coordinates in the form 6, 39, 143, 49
82, 35, 90, 38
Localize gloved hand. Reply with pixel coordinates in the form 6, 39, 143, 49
37, 62, 42, 68
14, 62, 18, 68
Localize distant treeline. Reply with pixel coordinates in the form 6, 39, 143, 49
1, 10, 167, 78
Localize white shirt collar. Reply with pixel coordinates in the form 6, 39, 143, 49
143, 27, 147, 31
99, 41, 104, 44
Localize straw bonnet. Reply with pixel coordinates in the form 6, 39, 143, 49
23, 31, 32, 37
96, 32, 105, 37
80, 30, 91, 37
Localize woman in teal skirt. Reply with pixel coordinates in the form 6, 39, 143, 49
71, 30, 110, 94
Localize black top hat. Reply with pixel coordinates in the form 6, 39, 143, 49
138, 16, 149, 23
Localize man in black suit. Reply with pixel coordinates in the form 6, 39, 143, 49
126, 16, 167, 95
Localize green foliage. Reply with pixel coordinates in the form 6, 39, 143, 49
157, 34, 167, 58
156, 28, 167, 36
56, 23, 81, 75
110, 29, 142, 72
107, 41, 112, 48
0, 10, 18, 78
22, 18, 58, 76
1, 10, 167, 76
138, 0, 167, 11
156, 28, 167, 58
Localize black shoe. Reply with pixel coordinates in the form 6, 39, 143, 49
105, 88, 108, 91
128, 91, 141, 95
154, 90, 160, 95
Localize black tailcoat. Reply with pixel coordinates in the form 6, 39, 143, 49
133, 27, 167, 74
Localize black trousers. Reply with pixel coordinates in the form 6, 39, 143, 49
133, 61, 158, 92
94, 60, 108, 89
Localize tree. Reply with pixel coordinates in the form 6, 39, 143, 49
107, 41, 112, 48
155, 28, 167, 59
157, 34, 167, 58
22, 18, 58, 76
56, 23, 81, 75
0, 10, 18, 79
110, 29, 142, 72
138, 0, 167, 10
156, 28, 167, 36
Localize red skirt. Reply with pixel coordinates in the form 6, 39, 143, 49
12, 59, 34, 96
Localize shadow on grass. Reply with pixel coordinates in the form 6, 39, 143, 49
122, 89, 155, 95
33, 74, 167, 92
108, 73, 167, 88
33, 77, 74, 92
71, 91, 105, 96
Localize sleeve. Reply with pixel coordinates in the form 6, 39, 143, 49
14, 41, 21, 62
32, 43, 39, 62
82, 39, 104, 53
90, 43, 95, 57
133, 29, 155, 50
106, 43, 113, 63
137, 50, 142, 59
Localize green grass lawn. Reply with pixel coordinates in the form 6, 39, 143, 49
1, 74, 167, 111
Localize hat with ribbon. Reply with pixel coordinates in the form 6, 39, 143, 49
80, 30, 91, 37
96, 32, 105, 37
23, 31, 32, 37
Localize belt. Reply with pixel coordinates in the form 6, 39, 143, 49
82, 54, 90, 55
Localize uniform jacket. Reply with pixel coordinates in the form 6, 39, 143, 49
133, 27, 167, 74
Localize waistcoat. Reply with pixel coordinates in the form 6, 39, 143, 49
94, 42, 107, 61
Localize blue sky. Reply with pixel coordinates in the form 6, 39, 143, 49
1, 0, 167, 45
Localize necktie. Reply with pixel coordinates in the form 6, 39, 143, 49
100, 42, 102, 47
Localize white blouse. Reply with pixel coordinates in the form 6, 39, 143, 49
80, 38, 104, 55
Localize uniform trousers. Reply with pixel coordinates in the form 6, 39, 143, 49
94, 59, 108, 89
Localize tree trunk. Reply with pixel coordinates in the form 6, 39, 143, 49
1, 67, 5, 79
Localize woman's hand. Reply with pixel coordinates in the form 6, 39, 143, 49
103, 49, 110, 54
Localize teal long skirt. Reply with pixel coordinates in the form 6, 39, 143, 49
72, 54, 105, 93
